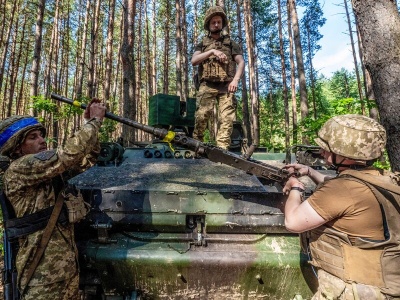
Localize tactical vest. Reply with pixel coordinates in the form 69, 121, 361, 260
199, 36, 236, 83
302, 170, 400, 297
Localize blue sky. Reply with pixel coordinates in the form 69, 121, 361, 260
312, 1, 357, 77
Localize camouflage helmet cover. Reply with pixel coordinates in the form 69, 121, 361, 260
204, 6, 228, 31
0, 115, 46, 157
315, 114, 386, 160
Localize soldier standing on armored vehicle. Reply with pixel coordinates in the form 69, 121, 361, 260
191, 6, 245, 150
282, 114, 400, 299
0, 99, 106, 299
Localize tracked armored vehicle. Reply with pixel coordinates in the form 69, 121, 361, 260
61, 94, 329, 300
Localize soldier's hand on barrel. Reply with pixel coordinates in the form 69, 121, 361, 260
284, 163, 310, 177
84, 98, 106, 123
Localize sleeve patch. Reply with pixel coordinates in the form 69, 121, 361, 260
34, 150, 56, 161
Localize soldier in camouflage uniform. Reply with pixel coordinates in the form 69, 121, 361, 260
282, 114, 400, 299
192, 6, 245, 149
0, 99, 106, 299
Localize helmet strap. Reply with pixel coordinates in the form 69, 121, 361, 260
331, 153, 368, 173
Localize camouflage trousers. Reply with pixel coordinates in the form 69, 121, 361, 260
21, 272, 80, 300
193, 83, 237, 149
312, 269, 388, 300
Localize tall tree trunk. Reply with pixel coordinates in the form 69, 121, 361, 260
88, 0, 101, 98
6, 20, 18, 117
192, 0, 199, 44
0, 0, 20, 96
75, 0, 90, 100
135, 0, 143, 141
162, 1, 171, 94
5, 2, 26, 117
9, 15, 27, 116
61, 3, 71, 97
113, 20, 124, 115
243, 0, 260, 146
351, 0, 400, 171
355, 15, 378, 120
43, 1, 60, 148
175, 0, 183, 100
50, 1, 60, 147
236, 0, 251, 145
278, 0, 290, 162
287, 0, 298, 145
306, 27, 317, 119
145, 0, 152, 97
288, 0, 309, 143
151, 0, 157, 95
0, 0, 6, 50
344, 0, 365, 114
44, 1, 60, 99
30, 0, 46, 115
59, 3, 71, 145
268, 78, 274, 148
121, 0, 137, 146
17, 42, 31, 115
104, 0, 116, 104
181, 0, 189, 101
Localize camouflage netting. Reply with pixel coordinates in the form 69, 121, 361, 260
315, 114, 386, 160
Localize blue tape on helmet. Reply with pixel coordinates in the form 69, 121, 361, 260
0, 118, 40, 149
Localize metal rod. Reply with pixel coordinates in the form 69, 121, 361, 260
50, 93, 169, 139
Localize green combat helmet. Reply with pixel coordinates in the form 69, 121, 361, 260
204, 6, 228, 31
315, 114, 386, 161
0, 115, 46, 157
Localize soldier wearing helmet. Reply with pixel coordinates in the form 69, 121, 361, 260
0, 99, 106, 299
192, 6, 245, 150
281, 114, 400, 299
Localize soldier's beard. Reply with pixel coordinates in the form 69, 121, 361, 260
210, 28, 222, 34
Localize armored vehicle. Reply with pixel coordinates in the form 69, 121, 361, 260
2, 94, 330, 300
67, 94, 327, 300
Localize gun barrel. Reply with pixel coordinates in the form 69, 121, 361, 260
50, 93, 169, 139
51, 93, 290, 184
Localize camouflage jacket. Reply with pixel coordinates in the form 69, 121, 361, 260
3, 119, 101, 288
